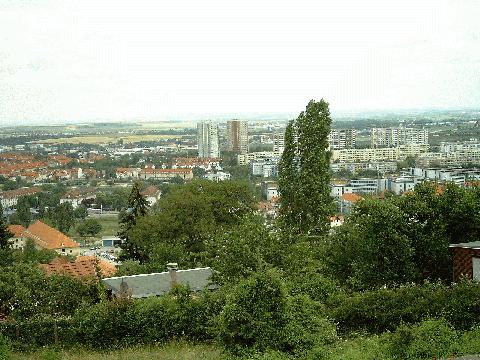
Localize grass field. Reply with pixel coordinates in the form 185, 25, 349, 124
15, 342, 228, 360
34, 134, 185, 145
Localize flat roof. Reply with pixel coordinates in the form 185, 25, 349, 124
449, 241, 480, 249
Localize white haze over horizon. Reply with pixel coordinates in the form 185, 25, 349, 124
0, 0, 479, 125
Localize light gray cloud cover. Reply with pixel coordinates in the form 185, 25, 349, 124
0, 0, 479, 125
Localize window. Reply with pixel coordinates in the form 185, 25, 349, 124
473, 258, 480, 281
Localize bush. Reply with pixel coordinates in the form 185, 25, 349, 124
218, 270, 336, 356
0, 333, 12, 360
388, 319, 458, 359
328, 281, 480, 334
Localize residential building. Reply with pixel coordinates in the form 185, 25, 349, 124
417, 149, 480, 167
40, 256, 117, 279
0, 187, 41, 209
139, 167, 193, 181
23, 220, 81, 255
102, 264, 215, 298
140, 185, 162, 206
7, 224, 26, 250
60, 187, 96, 209
237, 151, 281, 166
227, 120, 248, 154
439, 139, 480, 153
273, 132, 285, 153
328, 129, 356, 150
197, 121, 220, 158
388, 176, 417, 194
449, 241, 480, 282
371, 127, 429, 148
116, 168, 141, 179
330, 161, 397, 174
251, 160, 278, 178
261, 181, 279, 201
331, 144, 428, 163
204, 171, 231, 182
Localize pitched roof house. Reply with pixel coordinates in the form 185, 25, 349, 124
102, 265, 214, 298
40, 256, 117, 279
24, 220, 81, 255
7, 224, 26, 250
449, 241, 480, 282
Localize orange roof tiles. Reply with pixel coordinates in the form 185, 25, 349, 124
140, 185, 161, 197
341, 193, 363, 203
7, 224, 26, 238
0, 187, 41, 199
40, 255, 117, 279
24, 220, 80, 249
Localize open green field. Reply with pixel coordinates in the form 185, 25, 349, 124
15, 343, 227, 360
34, 134, 185, 145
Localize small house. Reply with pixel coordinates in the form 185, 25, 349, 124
449, 241, 480, 281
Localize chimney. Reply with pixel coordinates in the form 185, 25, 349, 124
167, 262, 178, 289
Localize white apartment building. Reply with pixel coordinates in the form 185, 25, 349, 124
328, 129, 356, 150
371, 127, 429, 148
331, 144, 429, 163
417, 149, 480, 167
197, 121, 220, 158
237, 151, 282, 166
439, 139, 480, 153
331, 161, 397, 174
273, 132, 285, 153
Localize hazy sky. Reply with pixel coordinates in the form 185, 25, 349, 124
0, 0, 479, 125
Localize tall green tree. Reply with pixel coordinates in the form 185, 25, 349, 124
0, 203, 13, 251
278, 99, 334, 236
119, 182, 149, 262
15, 197, 31, 228
49, 202, 75, 233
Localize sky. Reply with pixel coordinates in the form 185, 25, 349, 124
0, 0, 479, 125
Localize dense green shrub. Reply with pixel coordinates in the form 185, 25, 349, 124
328, 281, 480, 334
387, 319, 458, 359
0, 333, 12, 360
218, 270, 336, 356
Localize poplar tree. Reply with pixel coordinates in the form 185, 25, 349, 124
0, 203, 13, 250
119, 182, 149, 262
278, 99, 334, 236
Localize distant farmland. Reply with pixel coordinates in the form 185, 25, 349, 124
33, 133, 186, 144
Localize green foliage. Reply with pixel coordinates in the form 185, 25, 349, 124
118, 182, 149, 262
0, 204, 13, 250
14, 197, 31, 228
0, 263, 100, 320
218, 270, 289, 355
328, 281, 480, 335
278, 99, 335, 236
73, 205, 88, 220
46, 203, 75, 234
388, 319, 458, 360
13, 238, 57, 264
206, 214, 279, 285
127, 180, 255, 267
0, 333, 12, 360
217, 270, 336, 356
76, 218, 102, 238
327, 182, 480, 289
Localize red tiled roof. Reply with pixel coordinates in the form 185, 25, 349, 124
0, 187, 41, 199
7, 224, 26, 238
140, 168, 192, 174
40, 255, 117, 279
342, 193, 363, 203
140, 185, 161, 197
24, 220, 80, 249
